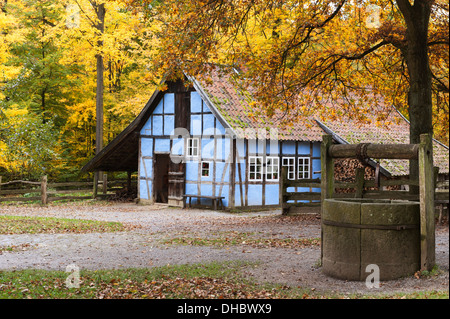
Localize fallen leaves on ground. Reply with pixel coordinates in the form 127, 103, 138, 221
160, 231, 320, 249
95, 276, 290, 299
0, 273, 296, 299
0, 243, 38, 254
0, 215, 139, 234
187, 214, 321, 230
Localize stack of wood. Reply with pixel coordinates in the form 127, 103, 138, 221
108, 186, 137, 202
334, 159, 375, 193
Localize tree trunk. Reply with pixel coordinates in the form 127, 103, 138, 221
397, 0, 433, 194
96, 53, 104, 154
94, 2, 105, 187
95, 3, 105, 156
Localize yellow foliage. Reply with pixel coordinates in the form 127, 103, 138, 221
131, 0, 447, 145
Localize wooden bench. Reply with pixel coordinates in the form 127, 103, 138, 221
182, 194, 225, 210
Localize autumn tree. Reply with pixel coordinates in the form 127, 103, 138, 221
0, 0, 156, 180
2, 0, 82, 127
126, 0, 448, 185
61, 0, 156, 166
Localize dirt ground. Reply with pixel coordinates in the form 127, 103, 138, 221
0, 201, 448, 296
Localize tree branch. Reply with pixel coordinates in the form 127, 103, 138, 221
431, 70, 449, 93
338, 40, 390, 61
427, 40, 449, 46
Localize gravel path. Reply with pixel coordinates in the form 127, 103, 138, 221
0, 201, 448, 296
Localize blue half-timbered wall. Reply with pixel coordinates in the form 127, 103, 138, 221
233, 139, 321, 207
185, 91, 231, 207
139, 92, 174, 201
138, 89, 321, 208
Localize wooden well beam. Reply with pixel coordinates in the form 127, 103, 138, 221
328, 143, 419, 159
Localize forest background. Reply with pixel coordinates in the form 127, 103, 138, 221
0, 0, 158, 181
0, 0, 448, 182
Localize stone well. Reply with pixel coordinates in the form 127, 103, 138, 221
322, 198, 421, 281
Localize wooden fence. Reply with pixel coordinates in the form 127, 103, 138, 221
280, 166, 449, 215
0, 174, 135, 205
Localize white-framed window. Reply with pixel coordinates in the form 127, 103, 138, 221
282, 157, 296, 180
201, 161, 210, 177
266, 156, 279, 181
298, 157, 310, 179
249, 156, 263, 181
187, 137, 199, 157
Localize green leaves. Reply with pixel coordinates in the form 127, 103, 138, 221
0, 109, 60, 179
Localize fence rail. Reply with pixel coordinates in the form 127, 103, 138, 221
0, 174, 136, 205
280, 166, 449, 215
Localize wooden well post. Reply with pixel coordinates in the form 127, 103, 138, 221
320, 135, 334, 262
418, 133, 435, 271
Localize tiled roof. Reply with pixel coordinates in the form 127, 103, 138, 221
191, 68, 325, 141
318, 112, 449, 176
191, 66, 449, 177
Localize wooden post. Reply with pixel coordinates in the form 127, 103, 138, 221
41, 175, 48, 206
127, 171, 132, 191
229, 138, 236, 209
321, 135, 334, 204
354, 168, 365, 198
103, 173, 108, 195
321, 135, 334, 263
419, 133, 435, 271
433, 166, 439, 189
279, 166, 288, 215
93, 171, 99, 199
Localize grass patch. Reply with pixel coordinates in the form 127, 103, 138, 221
0, 262, 446, 299
160, 231, 320, 249
0, 261, 296, 299
0, 215, 133, 234
373, 291, 449, 299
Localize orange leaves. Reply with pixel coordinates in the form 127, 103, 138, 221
133, 1, 446, 145
95, 276, 286, 299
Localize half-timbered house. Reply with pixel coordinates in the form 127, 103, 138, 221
82, 66, 449, 209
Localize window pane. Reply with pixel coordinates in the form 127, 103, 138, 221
249, 156, 263, 181
187, 138, 199, 156
298, 157, 310, 179
201, 162, 209, 177
266, 157, 279, 181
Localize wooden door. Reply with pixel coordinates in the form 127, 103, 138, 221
153, 153, 170, 203
168, 162, 185, 207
